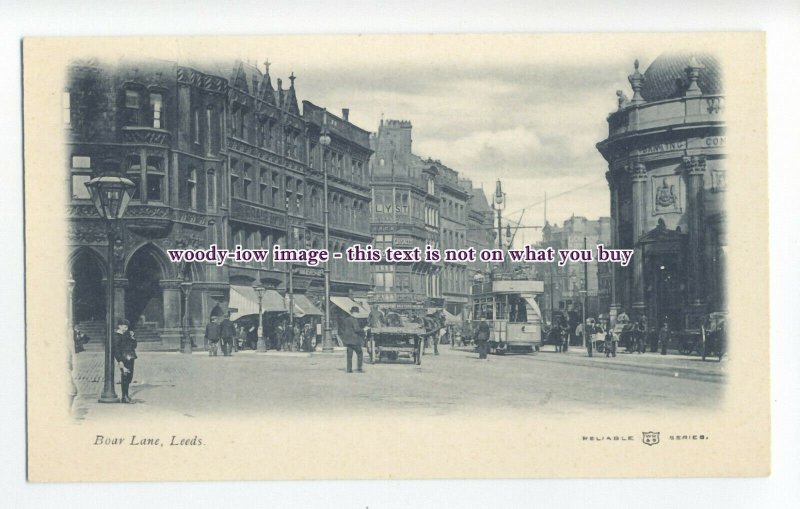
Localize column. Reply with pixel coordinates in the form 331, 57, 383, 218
683, 155, 707, 309
605, 170, 620, 323
160, 279, 183, 350
67, 279, 75, 328
630, 162, 647, 315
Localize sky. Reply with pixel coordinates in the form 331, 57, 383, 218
247, 40, 648, 242
90, 35, 666, 242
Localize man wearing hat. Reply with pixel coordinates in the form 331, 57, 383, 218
340, 305, 365, 373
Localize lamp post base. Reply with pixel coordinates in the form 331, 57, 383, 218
258, 338, 268, 352
98, 390, 118, 404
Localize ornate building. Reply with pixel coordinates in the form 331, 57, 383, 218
596, 54, 726, 330
66, 58, 372, 349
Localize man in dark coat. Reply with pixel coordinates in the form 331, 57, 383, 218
204, 315, 221, 356
340, 305, 365, 373
113, 318, 137, 403
476, 320, 490, 359
219, 313, 236, 356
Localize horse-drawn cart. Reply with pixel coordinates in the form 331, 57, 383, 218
367, 325, 426, 365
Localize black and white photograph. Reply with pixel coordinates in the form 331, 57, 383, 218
23, 32, 769, 484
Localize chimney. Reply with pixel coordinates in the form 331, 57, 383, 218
342, 108, 350, 122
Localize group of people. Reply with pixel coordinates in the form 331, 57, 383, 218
202, 314, 318, 356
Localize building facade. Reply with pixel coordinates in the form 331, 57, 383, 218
596, 54, 726, 331
66, 58, 372, 349
538, 216, 611, 321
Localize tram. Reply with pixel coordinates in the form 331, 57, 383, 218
470, 277, 544, 353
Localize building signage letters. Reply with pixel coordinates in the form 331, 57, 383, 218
639, 140, 686, 155
704, 136, 726, 147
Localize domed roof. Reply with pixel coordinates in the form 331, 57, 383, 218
640, 53, 722, 102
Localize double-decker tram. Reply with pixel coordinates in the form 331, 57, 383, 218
471, 277, 544, 354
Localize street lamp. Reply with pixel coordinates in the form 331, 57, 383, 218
180, 279, 193, 354
254, 285, 266, 352
84, 166, 136, 403
319, 109, 333, 353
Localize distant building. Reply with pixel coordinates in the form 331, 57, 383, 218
596, 54, 726, 330
539, 216, 611, 320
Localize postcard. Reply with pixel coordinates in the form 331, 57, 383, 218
23, 33, 768, 481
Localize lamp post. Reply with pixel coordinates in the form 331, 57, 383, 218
319, 109, 333, 352
180, 279, 193, 354
84, 167, 135, 403
582, 235, 591, 357
254, 285, 266, 352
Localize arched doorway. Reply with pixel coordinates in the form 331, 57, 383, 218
125, 245, 166, 327
70, 248, 106, 324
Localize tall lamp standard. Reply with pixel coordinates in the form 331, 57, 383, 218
254, 285, 266, 352
84, 168, 135, 403
180, 279, 193, 354
319, 109, 333, 353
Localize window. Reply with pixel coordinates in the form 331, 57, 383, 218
124, 90, 140, 125
243, 164, 252, 201
150, 93, 163, 129
205, 108, 213, 152
207, 170, 217, 211
62, 92, 71, 127
373, 266, 395, 290
188, 167, 197, 209
193, 109, 200, 144
146, 156, 164, 202
70, 155, 91, 199
126, 155, 142, 200
271, 171, 280, 206
260, 168, 268, 205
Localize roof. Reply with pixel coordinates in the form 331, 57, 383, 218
640, 53, 722, 102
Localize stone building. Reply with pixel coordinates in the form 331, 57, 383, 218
596, 53, 726, 330
66, 58, 372, 349
459, 178, 495, 286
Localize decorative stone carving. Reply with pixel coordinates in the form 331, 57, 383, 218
628, 59, 645, 104
176, 67, 227, 94
651, 174, 682, 215
121, 127, 171, 146
630, 162, 648, 182
682, 155, 707, 176
684, 56, 705, 97
616, 90, 630, 111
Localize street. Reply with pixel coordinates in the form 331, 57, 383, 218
71, 345, 726, 421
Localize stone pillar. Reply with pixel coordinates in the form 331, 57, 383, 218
683, 155, 707, 310
160, 279, 183, 350
630, 163, 648, 315
605, 171, 620, 323
67, 279, 75, 328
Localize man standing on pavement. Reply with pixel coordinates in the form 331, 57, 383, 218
340, 305, 365, 373
659, 319, 670, 356
476, 320, 490, 359
204, 315, 221, 357
219, 313, 236, 356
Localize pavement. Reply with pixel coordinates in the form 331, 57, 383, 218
70, 344, 726, 421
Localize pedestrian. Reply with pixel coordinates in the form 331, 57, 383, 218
246, 323, 258, 350
73, 326, 90, 354
476, 320, 490, 359
340, 305, 365, 373
635, 315, 648, 354
276, 320, 286, 351
659, 319, 670, 356
204, 315, 221, 356
113, 318, 137, 404
235, 324, 245, 352
219, 313, 236, 356
605, 328, 618, 357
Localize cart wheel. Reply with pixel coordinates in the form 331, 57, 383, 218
415, 339, 422, 365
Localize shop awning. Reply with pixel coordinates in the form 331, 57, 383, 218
229, 285, 286, 320
288, 294, 323, 317
330, 296, 369, 319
